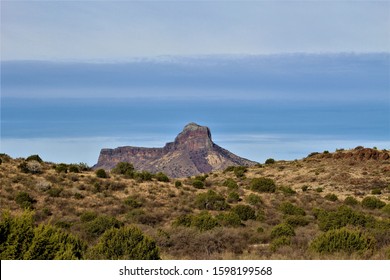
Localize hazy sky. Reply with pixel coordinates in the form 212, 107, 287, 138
1, 0, 389, 61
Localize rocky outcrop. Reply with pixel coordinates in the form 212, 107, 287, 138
94, 123, 257, 178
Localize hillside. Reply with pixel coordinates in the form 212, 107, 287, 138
0, 147, 390, 259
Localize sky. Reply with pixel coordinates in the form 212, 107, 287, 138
1, 0, 389, 165
1, 0, 389, 60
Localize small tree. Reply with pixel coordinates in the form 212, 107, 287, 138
250, 177, 276, 193
111, 162, 134, 175
231, 205, 256, 221
195, 190, 228, 210
89, 226, 160, 260
95, 169, 108, 178
361, 196, 386, 209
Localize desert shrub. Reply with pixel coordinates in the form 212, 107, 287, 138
195, 190, 229, 210
155, 172, 169, 182
231, 205, 256, 221
77, 162, 90, 171
227, 191, 240, 203
173, 214, 193, 227
47, 187, 62, 198
315, 187, 323, 193
134, 171, 153, 181
361, 196, 386, 209
194, 175, 208, 182
216, 212, 242, 227
192, 180, 204, 189
68, 165, 80, 173
111, 162, 134, 175
80, 211, 98, 223
344, 196, 358, 206
24, 224, 86, 260
15, 192, 36, 210
270, 223, 295, 239
280, 186, 296, 195
191, 211, 220, 231
325, 193, 338, 202
246, 193, 263, 207
310, 228, 375, 254
284, 215, 310, 227
84, 215, 123, 239
0, 211, 35, 259
88, 226, 160, 260
55, 163, 68, 173
270, 236, 291, 251
382, 204, 390, 216
279, 202, 305, 216
233, 166, 247, 178
95, 169, 108, 178
265, 158, 275, 164
124, 196, 143, 209
175, 181, 182, 188
314, 206, 373, 232
371, 188, 382, 195
18, 161, 42, 174
26, 154, 43, 163
222, 178, 239, 190
223, 166, 235, 173
250, 177, 276, 193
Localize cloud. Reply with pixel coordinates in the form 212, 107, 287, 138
1, 1, 389, 60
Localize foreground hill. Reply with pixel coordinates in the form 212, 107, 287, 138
94, 122, 257, 177
0, 147, 389, 259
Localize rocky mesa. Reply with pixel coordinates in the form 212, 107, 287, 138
94, 122, 257, 177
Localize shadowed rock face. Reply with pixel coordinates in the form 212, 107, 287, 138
94, 123, 257, 178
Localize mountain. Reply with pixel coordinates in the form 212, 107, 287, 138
94, 122, 257, 177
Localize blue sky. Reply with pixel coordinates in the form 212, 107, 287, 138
1, 0, 389, 60
1, 0, 389, 165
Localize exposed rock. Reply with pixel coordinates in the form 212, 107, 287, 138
94, 123, 257, 177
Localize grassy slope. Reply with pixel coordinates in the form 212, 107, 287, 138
0, 148, 390, 259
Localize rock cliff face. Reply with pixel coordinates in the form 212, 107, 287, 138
94, 123, 257, 177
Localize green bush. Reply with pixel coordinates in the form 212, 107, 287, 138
227, 191, 240, 203
371, 188, 382, 195
233, 166, 247, 178
195, 190, 229, 210
89, 226, 160, 260
231, 205, 256, 221
361, 196, 386, 209
314, 206, 373, 232
344, 196, 358, 206
124, 196, 143, 209
84, 215, 123, 239
68, 165, 80, 173
246, 194, 263, 207
80, 211, 98, 223
175, 181, 182, 188
173, 214, 193, 227
270, 236, 291, 251
382, 204, 390, 216
111, 162, 134, 175
154, 172, 169, 182
192, 180, 204, 189
95, 169, 108, 178
24, 224, 86, 260
270, 223, 295, 239
26, 154, 43, 163
325, 193, 338, 202
216, 212, 242, 227
284, 215, 310, 227
280, 186, 296, 195
250, 177, 276, 193
265, 158, 275, 164
315, 187, 323, 193
15, 192, 36, 210
222, 178, 239, 190
0, 211, 35, 259
310, 228, 376, 254
134, 171, 153, 181
47, 187, 62, 198
55, 163, 68, 173
278, 202, 306, 216
301, 185, 309, 192
191, 211, 220, 231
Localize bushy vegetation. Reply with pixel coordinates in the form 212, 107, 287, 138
154, 172, 170, 182
249, 177, 276, 193
83, 215, 123, 239
231, 205, 256, 221
265, 158, 275, 164
270, 223, 295, 239
222, 178, 239, 190
195, 190, 229, 210
310, 228, 376, 254
361, 196, 386, 209
325, 193, 338, 202
111, 162, 134, 176
95, 169, 108, 178
15, 192, 36, 210
344, 196, 359, 206
88, 226, 160, 260
279, 202, 305, 216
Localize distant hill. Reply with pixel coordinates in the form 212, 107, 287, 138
94, 122, 257, 177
